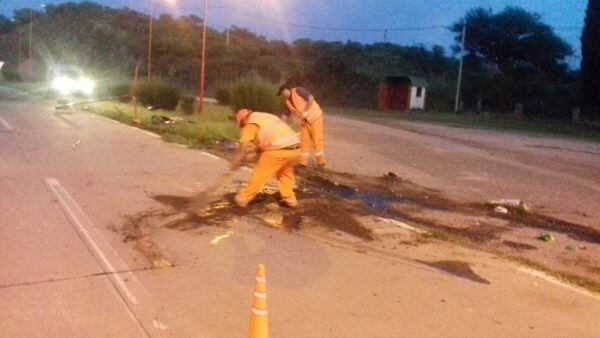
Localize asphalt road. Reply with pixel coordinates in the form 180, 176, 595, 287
1, 99, 600, 337
326, 115, 600, 228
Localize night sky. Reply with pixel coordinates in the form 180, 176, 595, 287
1, 0, 586, 66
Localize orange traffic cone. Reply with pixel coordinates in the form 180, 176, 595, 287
248, 264, 269, 338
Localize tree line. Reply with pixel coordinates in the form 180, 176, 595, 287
0, 1, 598, 120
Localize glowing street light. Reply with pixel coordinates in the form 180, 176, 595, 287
147, 0, 176, 81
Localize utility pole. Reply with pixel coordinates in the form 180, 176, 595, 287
17, 21, 22, 67
225, 27, 230, 49
28, 10, 33, 80
454, 20, 467, 113
28, 10, 33, 61
383, 29, 388, 42
198, 0, 208, 114
147, 2, 154, 81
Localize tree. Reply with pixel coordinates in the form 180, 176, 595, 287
581, 0, 600, 119
451, 7, 574, 114
452, 7, 572, 77
0, 15, 15, 34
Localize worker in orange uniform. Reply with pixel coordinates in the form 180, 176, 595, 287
230, 109, 301, 208
278, 85, 325, 168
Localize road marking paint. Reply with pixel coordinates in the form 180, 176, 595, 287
516, 266, 600, 301
376, 217, 429, 235
0, 115, 13, 131
45, 178, 139, 304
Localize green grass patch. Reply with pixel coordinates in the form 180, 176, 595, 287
0, 81, 50, 99
329, 107, 600, 143
92, 101, 238, 148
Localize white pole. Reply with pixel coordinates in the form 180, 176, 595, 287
454, 20, 467, 113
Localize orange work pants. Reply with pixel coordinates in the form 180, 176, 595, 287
236, 149, 300, 205
299, 116, 325, 166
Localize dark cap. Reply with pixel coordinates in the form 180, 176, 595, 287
277, 84, 291, 96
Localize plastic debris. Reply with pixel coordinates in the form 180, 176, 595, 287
494, 206, 509, 214
538, 234, 555, 243
72, 139, 82, 149
153, 320, 168, 330
210, 231, 234, 246
488, 199, 531, 213
151, 114, 176, 125
216, 139, 239, 151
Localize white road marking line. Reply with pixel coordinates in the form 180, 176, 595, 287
516, 266, 600, 301
45, 178, 139, 304
0, 115, 13, 131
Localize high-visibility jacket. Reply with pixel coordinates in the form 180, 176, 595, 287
247, 112, 300, 151
285, 88, 323, 123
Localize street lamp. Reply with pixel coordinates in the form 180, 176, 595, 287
197, 0, 208, 114
147, 0, 176, 81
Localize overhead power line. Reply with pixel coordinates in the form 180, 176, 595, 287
225, 5, 448, 32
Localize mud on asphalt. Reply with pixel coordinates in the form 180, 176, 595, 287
115, 166, 600, 292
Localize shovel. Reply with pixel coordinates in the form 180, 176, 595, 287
160, 170, 236, 227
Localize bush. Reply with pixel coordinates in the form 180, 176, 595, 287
1, 70, 21, 82
178, 94, 196, 115
227, 77, 283, 114
215, 85, 231, 105
106, 82, 132, 102
137, 79, 181, 110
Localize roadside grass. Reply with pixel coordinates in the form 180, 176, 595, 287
328, 107, 600, 143
91, 101, 238, 148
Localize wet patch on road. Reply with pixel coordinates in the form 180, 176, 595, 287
420, 260, 491, 285
151, 190, 374, 240
502, 241, 538, 251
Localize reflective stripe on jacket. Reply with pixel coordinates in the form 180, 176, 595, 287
285, 88, 323, 123
246, 112, 300, 151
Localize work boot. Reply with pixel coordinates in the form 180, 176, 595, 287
280, 197, 298, 209
234, 193, 249, 208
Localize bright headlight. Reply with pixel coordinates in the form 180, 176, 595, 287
52, 76, 76, 95
78, 77, 95, 95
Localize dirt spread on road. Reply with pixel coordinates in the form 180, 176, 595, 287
116, 165, 600, 291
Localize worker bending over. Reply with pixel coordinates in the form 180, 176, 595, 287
230, 109, 301, 208
278, 85, 325, 167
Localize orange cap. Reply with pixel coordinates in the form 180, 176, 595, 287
236, 109, 252, 127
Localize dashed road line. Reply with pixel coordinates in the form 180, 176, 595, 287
0, 114, 13, 131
